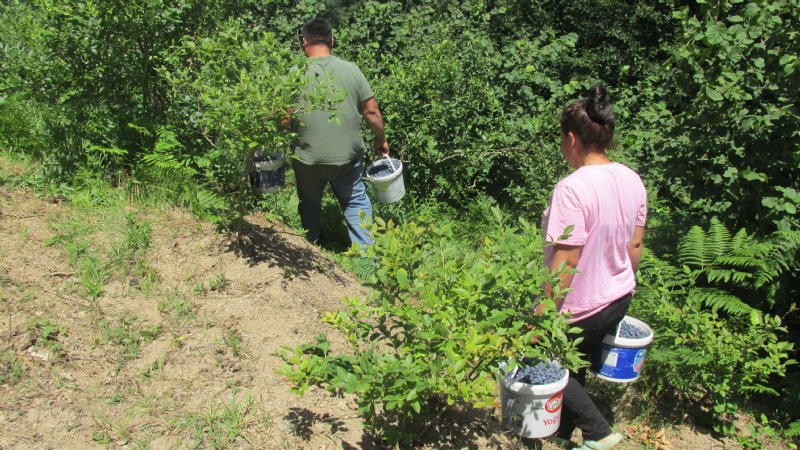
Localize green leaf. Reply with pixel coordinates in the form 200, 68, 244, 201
558, 224, 575, 241
705, 23, 725, 45
396, 268, 409, 289
706, 86, 724, 101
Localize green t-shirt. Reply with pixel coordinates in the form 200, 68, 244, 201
294, 55, 375, 165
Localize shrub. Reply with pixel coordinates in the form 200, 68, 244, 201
281, 209, 584, 444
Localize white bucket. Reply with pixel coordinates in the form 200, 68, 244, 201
498, 362, 569, 438
589, 315, 654, 383
366, 157, 405, 204
251, 153, 286, 194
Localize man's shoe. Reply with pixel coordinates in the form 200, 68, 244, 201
572, 432, 624, 450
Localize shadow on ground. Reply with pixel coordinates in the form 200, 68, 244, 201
285, 402, 514, 450
227, 219, 348, 285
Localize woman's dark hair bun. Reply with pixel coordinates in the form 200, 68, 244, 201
585, 84, 613, 125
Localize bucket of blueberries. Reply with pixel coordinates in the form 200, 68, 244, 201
366, 157, 405, 204
590, 315, 654, 383
250, 150, 286, 195
497, 358, 569, 438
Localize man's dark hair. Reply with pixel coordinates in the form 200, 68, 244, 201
301, 18, 333, 47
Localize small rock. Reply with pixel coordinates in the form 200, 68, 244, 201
27, 348, 49, 361
67, 418, 82, 430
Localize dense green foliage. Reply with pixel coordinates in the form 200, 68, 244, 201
624, 0, 800, 233
2, 0, 799, 445
632, 220, 798, 434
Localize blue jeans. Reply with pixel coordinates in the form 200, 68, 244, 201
292, 158, 374, 247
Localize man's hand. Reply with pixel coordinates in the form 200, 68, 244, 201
374, 140, 390, 158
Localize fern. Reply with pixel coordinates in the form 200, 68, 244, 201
678, 225, 710, 269
679, 218, 735, 271
676, 220, 800, 311
348, 256, 377, 283
739, 383, 779, 396
182, 187, 225, 223
141, 127, 197, 178
706, 218, 732, 260
689, 287, 757, 315
786, 420, 800, 437
754, 230, 800, 290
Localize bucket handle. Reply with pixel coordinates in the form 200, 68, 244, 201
385, 155, 398, 173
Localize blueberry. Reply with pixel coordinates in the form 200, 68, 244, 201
619, 321, 649, 339
368, 162, 398, 178
513, 361, 566, 385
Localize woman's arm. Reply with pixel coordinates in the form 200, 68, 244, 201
627, 225, 646, 272
536, 243, 582, 314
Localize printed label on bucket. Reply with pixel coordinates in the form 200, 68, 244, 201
542, 413, 560, 428
590, 342, 649, 381
544, 393, 563, 413
633, 348, 647, 372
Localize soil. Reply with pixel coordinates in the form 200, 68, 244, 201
0, 185, 761, 449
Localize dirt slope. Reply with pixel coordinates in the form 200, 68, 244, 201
0, 186, 512, 449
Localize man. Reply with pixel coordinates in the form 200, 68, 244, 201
292, 17, 389, 248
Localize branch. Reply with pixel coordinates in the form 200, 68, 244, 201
200, 131, 220, 150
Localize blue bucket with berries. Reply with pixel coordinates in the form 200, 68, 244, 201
590, 315, 653, 383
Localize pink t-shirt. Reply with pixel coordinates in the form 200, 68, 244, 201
542, 162, 647, 323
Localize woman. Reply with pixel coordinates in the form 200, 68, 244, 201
540, 85, 647, 450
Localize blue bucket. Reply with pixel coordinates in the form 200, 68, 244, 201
251, 153, 286, 194
589, 315, 653, 383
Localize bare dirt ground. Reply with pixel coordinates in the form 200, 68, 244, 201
0, 184, 753, 450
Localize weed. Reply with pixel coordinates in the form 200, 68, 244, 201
108, 212, 152, 277
223, 327, 244, 359
28, 318, 67, 360
96, 313, 161, 369
124, 212, 151, 253
192, 282, 208, 296
47, 210, 154, 301
208, 273, 229, 292
46, 219, 108, 300
92, 430, 112, 444
157, 290, 195, 325
32, 318, 64, 342
19, 287, 35, 304
181, 396, 254, 448
107, 393, 125, 404
140, 353, 167, 381
0, 350, 25, 385
200, 315, 215, 329
132, 270, 159, 295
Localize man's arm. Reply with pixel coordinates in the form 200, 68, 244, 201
362, 97, 389, 156
628, 225, 646, 272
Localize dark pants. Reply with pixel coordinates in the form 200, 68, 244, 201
292, 158, 374, 248
557, 293, 632, 441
